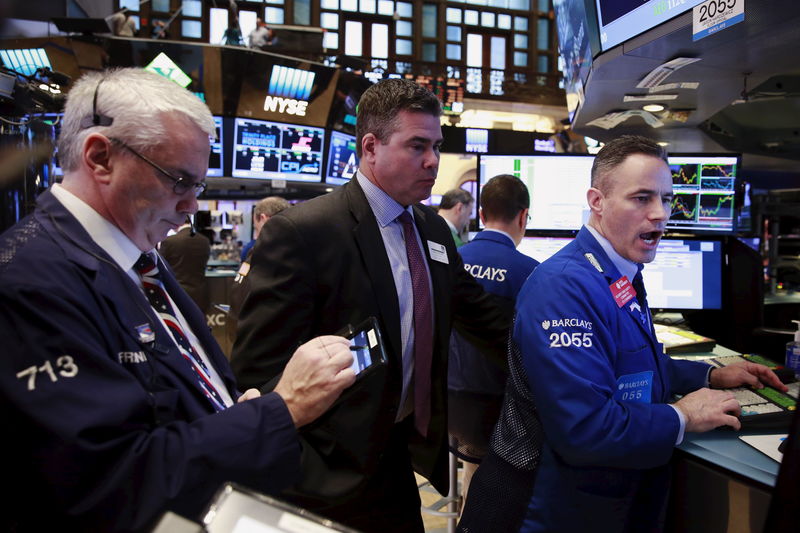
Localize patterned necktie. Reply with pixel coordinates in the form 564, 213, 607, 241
398, 211, 433, 437
134, 253, 226, 412
632, 272, 650, 328
632, 272, 647, 307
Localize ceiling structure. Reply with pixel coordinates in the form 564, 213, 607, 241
571, 0, 800, 176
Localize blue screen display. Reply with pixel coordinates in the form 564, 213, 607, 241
232, 118, 324, 182
325, 130, 358, 185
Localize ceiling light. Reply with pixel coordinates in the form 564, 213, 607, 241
657, 141, 669, 146
643, 104, 665, 113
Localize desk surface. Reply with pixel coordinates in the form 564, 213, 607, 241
678, 430, 780, 488
673, 345, 785, 488
765, 291, 800, 305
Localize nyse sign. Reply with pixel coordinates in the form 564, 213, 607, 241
263, 95, 309, 117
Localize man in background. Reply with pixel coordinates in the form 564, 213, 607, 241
108, 8, 136, 36
240, 196, 290, 262
438, 188, 474, 247
448, 174, 538, 512
0, 68, 355, 531
248, 18, 276, 49
231, 196, 290, 320
232, 78, 509, 532
160, 217, 211, 312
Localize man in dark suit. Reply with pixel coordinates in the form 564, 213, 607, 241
0, 68, 356, 531
159, 221, 211, 311
231, 78, 509, 532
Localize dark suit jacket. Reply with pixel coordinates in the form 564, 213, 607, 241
0, 191, 300, 531
231, 177, 509, 502
159, 226, 211, 312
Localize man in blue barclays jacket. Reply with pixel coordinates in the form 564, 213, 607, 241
0, 68, 355, 532
459, 135, 787, 532
447, 174, 538, 507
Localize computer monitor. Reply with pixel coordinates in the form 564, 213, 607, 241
517, 236, 575, 263
232, 118, 324, 182
478, 154, 594, 231
325, 130, 358, 185
519, 235, 722, 311
207, 116, 224, 177
666, 154, 739, 234
642, 238, 723, 310
595, 0, 705, 52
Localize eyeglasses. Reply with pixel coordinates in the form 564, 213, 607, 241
109, 137, 207, 197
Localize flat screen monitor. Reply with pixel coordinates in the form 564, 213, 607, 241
232, 118, 324, 182
518, 235, 722, 310
517, 236, 575, 263
325, 130, 358, 185
478, 154, 594, 231
667, 154, 738, 234
642, 238, 723, 310
208, 116, 224, 177
596, 0, 705, 52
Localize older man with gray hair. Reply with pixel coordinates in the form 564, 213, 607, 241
0, 68, 355, 531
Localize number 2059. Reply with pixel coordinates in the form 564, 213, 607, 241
549, 332, 593, 348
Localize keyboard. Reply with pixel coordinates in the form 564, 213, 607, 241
706, 354, 797, 430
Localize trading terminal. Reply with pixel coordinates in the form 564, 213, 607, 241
1, 0, 798, 531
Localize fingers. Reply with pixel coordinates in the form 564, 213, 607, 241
738, 369, 761, 389
721, 396, 741, 417
237, 388, 261, 403
752, 365, 789, 391
313, 335, 351, 348
721, 413, 741, 431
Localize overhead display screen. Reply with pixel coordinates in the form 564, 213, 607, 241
596, 0, 705, 51
232, 118, 324, 182
478, 154, 594, 231
667, 154, 738, 233
325, 130, 358, 185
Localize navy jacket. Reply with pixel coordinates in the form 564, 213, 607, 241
0, 191, 300, 532
449, 230, 538, 394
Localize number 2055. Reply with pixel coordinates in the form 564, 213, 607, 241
699, 0, 737, 22
549, 332, 593, 348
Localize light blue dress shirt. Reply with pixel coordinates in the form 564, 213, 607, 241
356, 171, 435, 421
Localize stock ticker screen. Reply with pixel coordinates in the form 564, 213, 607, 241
232, 118, 324, 182
667, 155, 738, 233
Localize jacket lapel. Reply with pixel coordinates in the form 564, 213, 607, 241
345, 180, 403, 364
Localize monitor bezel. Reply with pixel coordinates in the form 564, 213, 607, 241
665, 152, 741, 236
324, 129, 358, 186
477, 152, 596, 233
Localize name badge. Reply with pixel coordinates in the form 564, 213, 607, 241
427, 241, 449, 264
614, 370, 653, 403
609, 276, 636, 308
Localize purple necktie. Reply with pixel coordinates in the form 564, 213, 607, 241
398, 211, 433, 437
135, 253, 226, 412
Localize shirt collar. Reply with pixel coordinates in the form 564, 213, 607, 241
481, 227, 515, 244
50, 183, 147, 273
356, 169, 409, 227
585, 224, 641, 281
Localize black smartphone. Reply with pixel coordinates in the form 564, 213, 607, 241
344, 317, 387, 378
